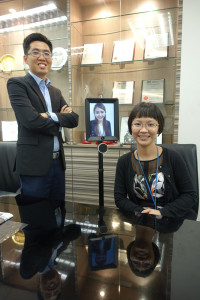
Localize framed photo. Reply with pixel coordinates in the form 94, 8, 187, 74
120, 117, 136, 145
112, 39, 135, 63
85, 98, 119, 142
112, 81, 135, 104
81, 43, 103, 65
1, 121, 18, 141
141, 79, 165, 103
144, 33, 169, 60
88, 234, 118, 271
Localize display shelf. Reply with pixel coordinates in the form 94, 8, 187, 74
71, 6, 178, 65
0, 66, 68, 73
72, 57, 177, 69
71, 6, 178, 24
70, 0, 179, 145
0, 36, 68, 48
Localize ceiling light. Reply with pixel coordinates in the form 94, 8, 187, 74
0, 4, 57, 22
9, 9, 16, 14
0, 16, 67, 33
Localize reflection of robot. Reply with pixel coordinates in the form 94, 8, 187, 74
88, 234, 118, 270
124, 131, 136, 144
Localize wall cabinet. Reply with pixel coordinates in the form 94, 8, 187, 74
70, 0, 179, 144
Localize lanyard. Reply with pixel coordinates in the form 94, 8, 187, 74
136, 147, 159, 209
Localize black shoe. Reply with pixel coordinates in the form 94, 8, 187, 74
62, 224, 81, 241
56, 224, 81, 257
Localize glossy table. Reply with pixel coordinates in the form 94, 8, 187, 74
0, 196, 200, 300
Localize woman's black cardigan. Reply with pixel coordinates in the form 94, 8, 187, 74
114, 147, 197, 219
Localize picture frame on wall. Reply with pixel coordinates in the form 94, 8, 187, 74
120, 117, 136, 145
112, 81, 135, 104
141, 79, 165, 103
81, 43, 104, 65
112, 39, 135, 63
144, 33, 169, 60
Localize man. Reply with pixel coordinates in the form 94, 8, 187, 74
7, 33, 80, 235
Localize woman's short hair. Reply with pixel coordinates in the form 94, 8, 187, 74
128, 102, 164, 135
127, 241, 160, 278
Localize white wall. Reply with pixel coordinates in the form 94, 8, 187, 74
179, 0, 200, 218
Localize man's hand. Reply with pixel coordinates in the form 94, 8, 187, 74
60, 105, 72, 114
141, 208, 162, 216
40, 113, 49, 118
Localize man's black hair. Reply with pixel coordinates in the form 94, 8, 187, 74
23, 33, 53, 55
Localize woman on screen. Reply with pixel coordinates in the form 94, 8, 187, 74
90, 103, 112, 137
114, 102, 197, 220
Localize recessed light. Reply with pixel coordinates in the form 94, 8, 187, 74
9, 9, 16, 13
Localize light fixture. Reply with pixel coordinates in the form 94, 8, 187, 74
9, 8, 16, 14
0, 16, 67, 34
0, 4, 57, 22
0, 4, 67, 33
112, 220, 120, 229
100, 291, 105, 297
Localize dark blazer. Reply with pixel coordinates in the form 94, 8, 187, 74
7, 73, 79, 176
90, 120, 111, 137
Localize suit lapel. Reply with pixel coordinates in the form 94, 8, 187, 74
24, 73, 47, 111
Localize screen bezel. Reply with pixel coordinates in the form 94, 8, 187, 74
85, 98, 119, 142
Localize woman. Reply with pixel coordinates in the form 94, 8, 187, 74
114, 102, 197, 219
90, 103, 111, 137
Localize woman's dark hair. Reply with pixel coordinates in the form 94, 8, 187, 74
127, 241, 160, 278
93, 103, 110, 136
128, 102, 164, 135
23, 33, 53, 55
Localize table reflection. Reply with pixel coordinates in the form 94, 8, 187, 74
0, 197, 199, 300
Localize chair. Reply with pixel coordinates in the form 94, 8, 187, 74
0, 141, 20, 196
131, 144, 199, 214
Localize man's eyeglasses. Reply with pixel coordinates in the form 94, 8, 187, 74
132, 122, 159, 129
27, 50, 52, 58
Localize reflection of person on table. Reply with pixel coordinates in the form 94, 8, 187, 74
19, 200, 81, 299
114, 102, 197, 220
127, 225, 160, 277
90, 103, 111, 137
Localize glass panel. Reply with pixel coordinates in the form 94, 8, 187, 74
70, 0, 179, 144
0, 0, 69, 140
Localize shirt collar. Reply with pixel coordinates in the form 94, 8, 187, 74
29, 71, 51, 87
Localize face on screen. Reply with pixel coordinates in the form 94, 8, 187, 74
86, 99, 119, 141
94, 107, 106, 121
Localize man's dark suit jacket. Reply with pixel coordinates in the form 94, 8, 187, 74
7, 73, 78, 176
